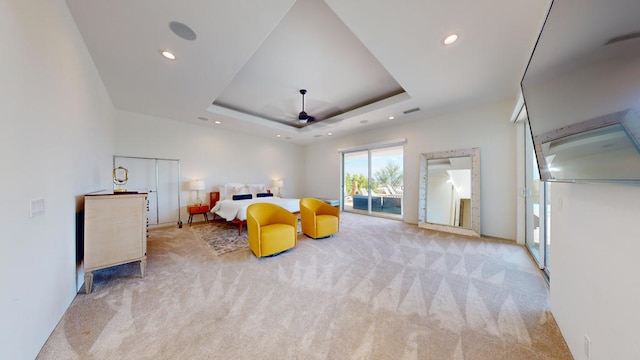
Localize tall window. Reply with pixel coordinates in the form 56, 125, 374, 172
342, 142, 404, 219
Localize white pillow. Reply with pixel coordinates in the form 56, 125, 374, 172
248, 183, 266, 197
225, 183, 250, 198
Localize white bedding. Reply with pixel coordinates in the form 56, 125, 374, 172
210, 197, 300, 221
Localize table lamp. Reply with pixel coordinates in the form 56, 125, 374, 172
189, 180, 205, 205
271, 179, 284, 197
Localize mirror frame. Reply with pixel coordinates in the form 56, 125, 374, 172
418, 147, 481, 237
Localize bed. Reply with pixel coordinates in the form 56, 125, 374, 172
209, 183, 300, 235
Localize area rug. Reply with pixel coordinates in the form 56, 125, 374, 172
190, 220, 249, 256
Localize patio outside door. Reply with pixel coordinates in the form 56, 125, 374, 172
524, 120, 551, 275
342, 144, 403, 219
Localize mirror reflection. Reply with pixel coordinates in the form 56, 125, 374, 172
521, 0, 640, 184
426, 156, 472, 228
418, 148, 480, 237
538, 112, 640, 181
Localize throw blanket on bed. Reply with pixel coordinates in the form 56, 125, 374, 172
210, 197, 300, 221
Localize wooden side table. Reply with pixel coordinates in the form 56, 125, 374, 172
187, 204, 210, 226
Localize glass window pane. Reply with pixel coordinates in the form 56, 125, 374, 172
370, 146, 403, 217
525, 120, 542, 264
343, 151, 368, 212
343, 145, 403, 218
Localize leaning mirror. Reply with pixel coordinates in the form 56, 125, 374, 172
418, 148, 480, 237
521, 0, 640, 184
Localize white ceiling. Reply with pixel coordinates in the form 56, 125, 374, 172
65, 0, 550, 144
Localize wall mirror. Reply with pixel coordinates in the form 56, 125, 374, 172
418, 148, 480, 237
521, 0, 640, 184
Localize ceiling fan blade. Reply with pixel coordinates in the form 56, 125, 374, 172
307, 116, 315, 122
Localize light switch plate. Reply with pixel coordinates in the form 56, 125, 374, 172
30, 199, 45, 217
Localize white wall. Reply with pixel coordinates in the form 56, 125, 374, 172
114, 110, 305, 222
0, 1, 115, 359
303, 99, 518, 240
551, 182, 640, 360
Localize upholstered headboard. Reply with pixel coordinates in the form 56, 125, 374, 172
209, 185, 271, 207
216, 183, 270, 201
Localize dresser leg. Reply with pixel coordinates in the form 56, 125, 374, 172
140, 259, 147, 278
84, 272, 94, 294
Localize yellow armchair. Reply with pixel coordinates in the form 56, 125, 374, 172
300, 198, 340, 239
247, 203, 298, 257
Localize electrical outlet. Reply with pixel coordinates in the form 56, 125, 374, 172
584, 334, 591, 359
30, 199, 45, 217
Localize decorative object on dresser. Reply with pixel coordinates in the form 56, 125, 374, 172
112, 166, 128, 192
187, 204, 210, 226
83, 191, 148, 293
189, 179, 205, 205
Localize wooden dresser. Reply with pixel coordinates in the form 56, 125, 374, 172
83, 191, 148, 293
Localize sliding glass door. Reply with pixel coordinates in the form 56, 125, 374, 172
343, 150, 368, 213
524, 119, 550, 275
342, 144, 403, 218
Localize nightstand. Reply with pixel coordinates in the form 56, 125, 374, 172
187, 204, 210, 226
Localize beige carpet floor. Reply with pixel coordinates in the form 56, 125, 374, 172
37, 213, 572, 359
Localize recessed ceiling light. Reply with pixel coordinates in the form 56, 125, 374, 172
443, 33, 459, 45
388, 116, 395, 120
161, 50, 176, 60
327, 132, 333, 136
214, 120, 221, 125
277, 134, 281, 138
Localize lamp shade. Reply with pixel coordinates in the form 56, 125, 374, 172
271, 179, 283, 188
189, 180, 205, 191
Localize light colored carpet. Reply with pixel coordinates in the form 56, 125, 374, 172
37, 213, 572, 359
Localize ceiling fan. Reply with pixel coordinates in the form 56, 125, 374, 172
297, 89, 315, 123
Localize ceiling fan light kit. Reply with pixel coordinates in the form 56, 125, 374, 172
298, 89, 315, 124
